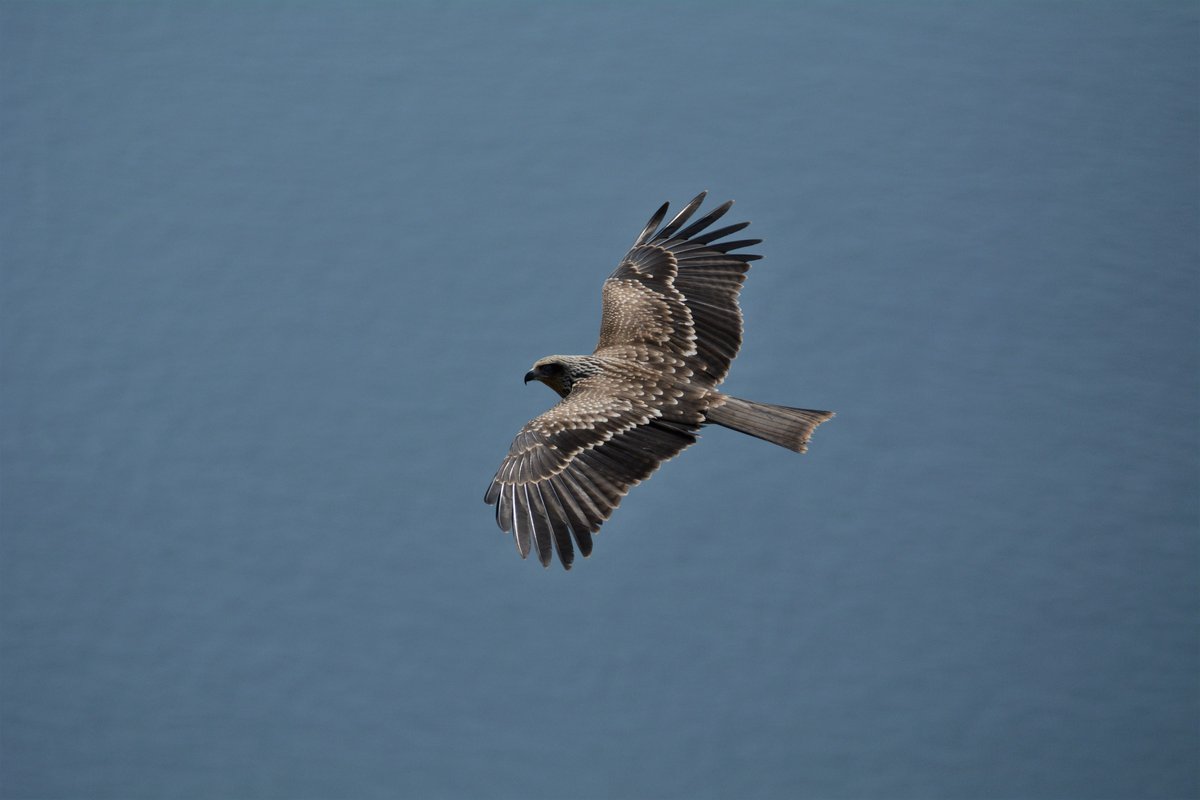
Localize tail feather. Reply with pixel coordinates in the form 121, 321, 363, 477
705, 395, 834, 453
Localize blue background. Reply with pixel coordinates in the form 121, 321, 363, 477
2, 3, 1197, 798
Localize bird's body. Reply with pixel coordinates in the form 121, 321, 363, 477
486, 193, 833, 568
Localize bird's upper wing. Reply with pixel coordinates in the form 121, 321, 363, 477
483, 374, 700, 569
596, 192, 762, 386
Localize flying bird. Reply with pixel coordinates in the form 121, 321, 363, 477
485, 192, 833, 569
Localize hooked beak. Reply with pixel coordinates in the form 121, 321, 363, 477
524, 370, 537, 384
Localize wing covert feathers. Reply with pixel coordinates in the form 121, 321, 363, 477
598, 192, 760, 386
485, 385, 699, 569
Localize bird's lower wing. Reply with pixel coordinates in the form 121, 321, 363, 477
485, 415, 698, 569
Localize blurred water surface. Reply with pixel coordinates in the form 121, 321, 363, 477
2, 3, 1197, 799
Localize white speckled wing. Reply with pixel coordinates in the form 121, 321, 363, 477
596, 192, 761, 386
483, 374, 699, 569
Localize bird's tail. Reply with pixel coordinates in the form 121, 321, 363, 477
705, 395, 834, 453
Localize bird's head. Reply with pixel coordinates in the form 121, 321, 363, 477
524, 356, 597, 398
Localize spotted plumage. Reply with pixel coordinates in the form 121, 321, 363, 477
485, 192, 834, 569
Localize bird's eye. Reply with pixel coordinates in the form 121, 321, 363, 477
543, 362, 563, 375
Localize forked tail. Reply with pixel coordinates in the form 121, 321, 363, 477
705, 395, 834, 453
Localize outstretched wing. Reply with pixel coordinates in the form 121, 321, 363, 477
596, 192, 762, 386
483, 377, 699, 569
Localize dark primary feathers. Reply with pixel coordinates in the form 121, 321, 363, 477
485, 192, 831, 569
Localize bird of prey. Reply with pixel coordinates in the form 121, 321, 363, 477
485, 192, 833, 569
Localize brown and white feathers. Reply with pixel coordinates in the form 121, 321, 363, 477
485, 192, 833, 569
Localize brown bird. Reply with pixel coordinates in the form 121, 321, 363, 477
485, 192, 833, 569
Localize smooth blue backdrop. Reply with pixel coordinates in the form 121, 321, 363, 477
2, 3, 1197, 799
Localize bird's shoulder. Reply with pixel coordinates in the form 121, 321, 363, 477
524, 367, 661, 437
